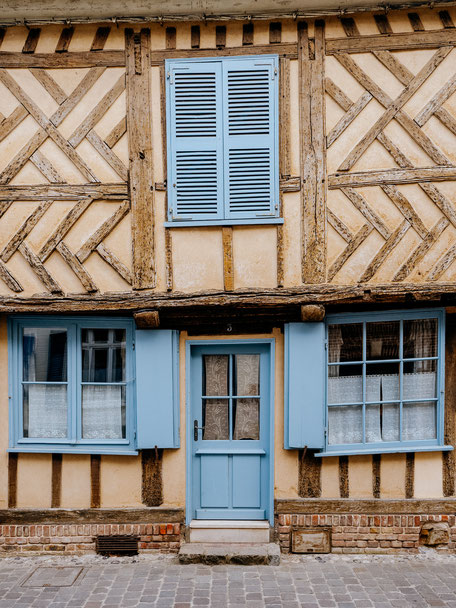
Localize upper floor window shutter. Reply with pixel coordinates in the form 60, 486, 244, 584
223, 57, 278, 219
167, 62, 223, 221
136, 329, 179, 448
284, 323, 325, 449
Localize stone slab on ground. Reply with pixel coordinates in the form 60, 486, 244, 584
178, 542, 281, 565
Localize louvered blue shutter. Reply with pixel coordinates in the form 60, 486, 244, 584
167, 61, 223, 221
136, 329, 179, 448
223, 57, 279, 220
284, 323, 325, 449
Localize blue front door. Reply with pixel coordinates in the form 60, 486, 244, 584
190, 343, 271, 520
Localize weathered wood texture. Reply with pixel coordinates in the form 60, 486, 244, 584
443, 315, 456, 496
275, 498, 456, 514
0, 508, 185, 524
51, 453, 62, 508
90, 455, 101, 509
222, 227, 234, 292
126, 28, 155, 290
141, 449, 163, 507
339, 456, 349, 498
299, 20, 326, 284
7, 454, 18, 509
298, 450, 321, 498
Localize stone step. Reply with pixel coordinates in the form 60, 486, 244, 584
189, 520, 270, 543
178, 542, 281, 565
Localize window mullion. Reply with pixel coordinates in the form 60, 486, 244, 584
71, 323, 79, 443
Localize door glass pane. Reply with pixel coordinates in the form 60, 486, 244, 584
82, 385, 126, 439
204, 355, 229, 396
234, 354, 260, 395
403, 402, 436, 440
328, 405, 362, 444
233, 398, 259, 440
23, 384, 67, 438
403, 319, 437, 358
366, 321, 399, 360
328, 323, 362, 362
23, 328, 67, 382
82, 329, 126, 382
366, 403, 400, 442
203, 399, 229, 440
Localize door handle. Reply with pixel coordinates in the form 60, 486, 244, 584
194, 419, 204, 441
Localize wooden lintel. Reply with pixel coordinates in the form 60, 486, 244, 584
0, 282, 453, 313
134, 310, 160, 329
0, 507, 185, 524
126, 28, 155, 289
301, 304, 325, 322
0, 184, 128, 200
326, 28, 456, 54
329, 167, 456, 189
150, 43, 297, 64
0, 50, 125, 67
275, 498, 456, 514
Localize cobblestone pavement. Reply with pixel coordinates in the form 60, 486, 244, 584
1, 552, 456, 607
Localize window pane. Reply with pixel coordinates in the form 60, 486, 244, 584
328, 405, 362, 444
23, 384, 67, 438
82, 329, 126, 383
366, 362, 400, 401
328, 324, 362, 363
366, 403, 400, 442
366, 321, 399, 360
203, 399, 229, 440
403, 363, 436, 400
233, 398, 259, 440
327, 365, 362, 404
204, 355, 229, 396
23, 328, 67, 382
403, 402, 436, 440
234, 354, 259, 396
403, 319, 437, 359
82, 385, 126, 439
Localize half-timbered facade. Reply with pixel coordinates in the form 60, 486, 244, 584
1, 0, 456, 554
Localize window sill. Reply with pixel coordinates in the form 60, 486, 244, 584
165, 218, 284, 228
315, 445, 453, 457
8, 447, 138, 456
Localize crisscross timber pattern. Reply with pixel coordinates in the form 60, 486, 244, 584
326, 42, 456, 284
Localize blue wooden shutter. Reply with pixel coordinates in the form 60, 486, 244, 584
136, 330, 179, 448
167, 61, 223, 221
284, 323, 325, 449
223, 56, 279, 220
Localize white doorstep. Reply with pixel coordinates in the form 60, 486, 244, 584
189, 520, 270, 543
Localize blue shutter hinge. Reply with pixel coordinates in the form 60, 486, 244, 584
324, 339, 328, 350
272, 67, 278, 80
167, 71, 174, 84
132, 342, 135, 350
134, 431, 137, 439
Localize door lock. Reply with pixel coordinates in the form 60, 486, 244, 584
194, 419, 204, 441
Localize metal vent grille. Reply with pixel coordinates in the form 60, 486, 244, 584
96, 535, 139, 556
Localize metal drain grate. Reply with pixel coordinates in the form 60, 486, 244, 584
96, 534, 139, 556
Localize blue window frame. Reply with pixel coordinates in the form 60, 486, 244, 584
165, 55, 281, 227
321, 309, 451, 456
8, 316, 137, 455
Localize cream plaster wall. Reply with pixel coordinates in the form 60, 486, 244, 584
414, 452, 443, 498
380, 453, 406, 498
61, 455, 91, 508
99, 455, 143, 507
16, 453, 52, 508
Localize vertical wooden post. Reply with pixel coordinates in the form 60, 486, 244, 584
443, 314, 456, 496
405, 453, 414, 498
339, 456, 349, 497
8, 453, 18, 508
298, 20, 327, 284
298, 449, 321, 497
222, 227, 234, 292
51, 453, 62, 508
126, 28, 155, 290
372, 454, 381, 498
90, 454, 101, 508
142, 449, 163, 506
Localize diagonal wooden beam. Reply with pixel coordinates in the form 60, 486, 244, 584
0, 106, 29, 144
56, 241, 98, 292
415, 73, 456, 127
29, 68, 67, 104
86, 130, 128, 181
327, 209, 352, 242
341, 187, 391, 239
68, 73, 126, 147
336, 53, 453, 168
0, 259, 23, 292
96, 243, 132, 284
428, 243, 456, 281
327, 91, 372, 148
39, 198, 93, 261
19, 242, 63, 294
360, 219, 410, 283
30, 150, 64, 183
325, 77, 352, 112
0, 129, 48, 185
104, 117, 127, 149
393, 216, 449, 282
381, 185, 427, 239
0, 69, 98, 183
328, 223, 372, 282
76, 200, 130, 263
338, 47, 453, 171
1, 200, 53, 262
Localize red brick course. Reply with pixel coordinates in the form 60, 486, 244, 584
277, 513, 456, 554
0, 523, 182, 554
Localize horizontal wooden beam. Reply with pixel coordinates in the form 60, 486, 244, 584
276, 498, 456, 514
0, 51, 125, 68
0, 184, 129, 200
326, 28, 456, 54
0, 282, 453, 313
150, 43, 297, 63
0, 508, 184, 524
329, 167, 456, 189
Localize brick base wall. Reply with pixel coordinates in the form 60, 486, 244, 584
277, 514, 456, 554
0, 523, 182, 554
